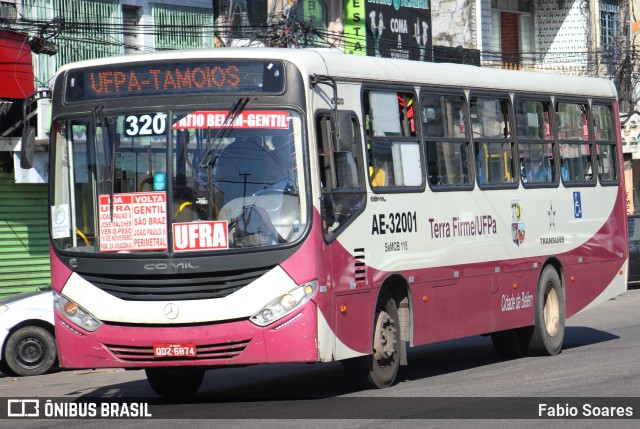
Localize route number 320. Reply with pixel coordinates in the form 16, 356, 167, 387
124, 113, 167, 137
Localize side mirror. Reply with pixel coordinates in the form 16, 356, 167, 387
20, 125, 36, 169
333, 111, 354, 153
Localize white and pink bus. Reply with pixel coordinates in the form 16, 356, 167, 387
30, 48, 628, 396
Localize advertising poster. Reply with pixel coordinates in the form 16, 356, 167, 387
344, 1, 432, 61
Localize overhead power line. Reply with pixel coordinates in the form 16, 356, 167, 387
3, 13, 635, 76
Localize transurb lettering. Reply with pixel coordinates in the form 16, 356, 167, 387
540, 236, 565, 245
428, 215, 497, 239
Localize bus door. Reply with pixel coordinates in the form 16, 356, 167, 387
315, 110, 370, 356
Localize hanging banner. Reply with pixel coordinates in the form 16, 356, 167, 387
625, 162, 634, 214
632, 20, 640, 39
0, 30, 34, 99
344, 0, 367, 55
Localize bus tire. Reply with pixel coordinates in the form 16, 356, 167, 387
145, 367, 205, 397
529, 266, 565, 356
342, 293, 400, 389
368, 294, 400, 388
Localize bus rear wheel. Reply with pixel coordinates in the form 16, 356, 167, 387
145, 367, 205, 397
529, 266, 565, 356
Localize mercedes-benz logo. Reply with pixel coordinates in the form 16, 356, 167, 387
164, 303, 179, 320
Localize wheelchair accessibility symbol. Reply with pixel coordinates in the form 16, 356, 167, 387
573, 192, 582, 218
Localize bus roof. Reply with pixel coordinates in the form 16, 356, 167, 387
54, 47, 617, 100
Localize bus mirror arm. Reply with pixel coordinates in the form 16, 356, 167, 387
20, 89, 51, 169
311, 75, 352, 152
20, 126, 35, 169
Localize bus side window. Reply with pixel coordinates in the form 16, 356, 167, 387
471, 96, 516, 187
593, 103, 618, 183
422, 92, 471, 187
365, 90, 422, 188
515, 99, 556, 186
557, 102, 594, 184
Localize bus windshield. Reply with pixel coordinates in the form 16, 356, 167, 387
50, 108, 307, 254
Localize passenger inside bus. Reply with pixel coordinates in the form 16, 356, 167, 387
521, 156, 550, 183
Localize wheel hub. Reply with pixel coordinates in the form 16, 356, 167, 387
373, 310, 397, 362
16, 337, 44, 367
543, 286, 559, 337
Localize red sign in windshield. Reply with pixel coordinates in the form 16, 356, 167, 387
172, 110, 290, 130
98, 192, 168, 252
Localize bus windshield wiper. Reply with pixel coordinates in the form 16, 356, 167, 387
198, 96, 248, 220
199, 96, 249, 168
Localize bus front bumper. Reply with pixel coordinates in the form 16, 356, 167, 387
54, 300, 319, 369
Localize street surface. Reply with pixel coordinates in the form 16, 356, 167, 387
1, 286, 639, 428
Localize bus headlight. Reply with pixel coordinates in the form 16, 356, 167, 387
54, 292, 103, 332
250, 281, 317, 327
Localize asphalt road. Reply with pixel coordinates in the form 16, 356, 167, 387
1, 286, 640, 428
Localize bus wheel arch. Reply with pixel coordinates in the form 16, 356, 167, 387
368, 275, 412, 388
343, 274, 411, 389
379, 274, 412, 360
369, 290, 400, 388
491, 260, 565, 358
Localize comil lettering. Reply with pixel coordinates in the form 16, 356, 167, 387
173, 221, 229, 251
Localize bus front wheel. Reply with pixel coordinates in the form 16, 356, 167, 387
529, 266, 565, 356
343, 293, 400, 389
145, 367, 205, 397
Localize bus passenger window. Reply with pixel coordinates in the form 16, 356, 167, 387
557, 102, 594, 184
422, 93, 471, 187
515, 99, 555, 185
592, 104, 618, 183
470, 96, 516, 186
365, 90, 422, 188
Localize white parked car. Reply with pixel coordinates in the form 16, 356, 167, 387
0, 288, 57, 376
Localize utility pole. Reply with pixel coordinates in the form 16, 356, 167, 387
239, 171, 251, 205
